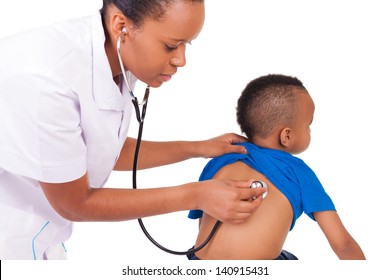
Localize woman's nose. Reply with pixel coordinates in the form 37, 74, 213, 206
170, 45, 186, 67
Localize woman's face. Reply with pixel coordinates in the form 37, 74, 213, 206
120, 1, 205, 87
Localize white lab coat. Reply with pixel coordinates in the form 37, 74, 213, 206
0, 12, 135, 259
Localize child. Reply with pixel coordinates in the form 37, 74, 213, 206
188, 74, 366, 260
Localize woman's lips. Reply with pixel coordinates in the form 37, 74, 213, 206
161, 74, 172, 82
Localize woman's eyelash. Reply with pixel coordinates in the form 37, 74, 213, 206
165, 44, 177, 51
165, 41, 192, 51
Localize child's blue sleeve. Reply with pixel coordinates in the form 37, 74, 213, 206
188, 209, 203, 219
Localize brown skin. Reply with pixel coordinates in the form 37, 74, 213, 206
39, 2, 266, 225
195, 90, 365, 259
195, 162, 293, 259
104, 2, 203, 87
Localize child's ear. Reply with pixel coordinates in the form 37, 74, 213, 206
279, 127, 292, 148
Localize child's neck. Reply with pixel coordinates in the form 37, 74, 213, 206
251, 135, 286, 152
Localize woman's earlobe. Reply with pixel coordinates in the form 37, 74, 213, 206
279, 127, 292, 147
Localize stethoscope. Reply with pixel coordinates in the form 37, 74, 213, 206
117, 27, 268, 256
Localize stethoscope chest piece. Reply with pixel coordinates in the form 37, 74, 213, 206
250, 180, 269, 199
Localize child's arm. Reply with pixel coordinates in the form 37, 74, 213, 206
314, 211, 366, 260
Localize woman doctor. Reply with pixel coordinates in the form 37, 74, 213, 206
0, 0, 266, 259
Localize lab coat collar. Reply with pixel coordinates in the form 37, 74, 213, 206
90, 12, 137, 111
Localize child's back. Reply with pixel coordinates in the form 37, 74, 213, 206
194, 160, 292, 259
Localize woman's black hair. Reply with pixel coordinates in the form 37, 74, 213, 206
101, 0, 204, 28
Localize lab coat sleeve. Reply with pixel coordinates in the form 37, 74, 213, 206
0, 72, 87, 183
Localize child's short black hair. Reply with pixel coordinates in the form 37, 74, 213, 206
236, 74, 307, 140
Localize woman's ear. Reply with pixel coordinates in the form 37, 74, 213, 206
105, 7, 135, 43
110, 13, 128, 39
279, 127, 292, 148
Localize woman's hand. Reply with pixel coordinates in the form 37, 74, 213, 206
196, 133, 248, 158
195, 179, 266, 224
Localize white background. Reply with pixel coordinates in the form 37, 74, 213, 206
1, 0, 388, 278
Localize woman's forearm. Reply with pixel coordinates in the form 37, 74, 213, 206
114, 134, 248, 171
114, 137, 201, 171
41, 174, 201, 222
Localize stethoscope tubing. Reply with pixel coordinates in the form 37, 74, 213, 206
132, 113, 221, 255
117, 34, 220, 255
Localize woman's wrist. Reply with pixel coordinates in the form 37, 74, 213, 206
186, 140, 204, 158
183, 181, 203, 210
173, 140, 204, 160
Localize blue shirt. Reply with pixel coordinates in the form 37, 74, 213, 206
188, 142, 336, 230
